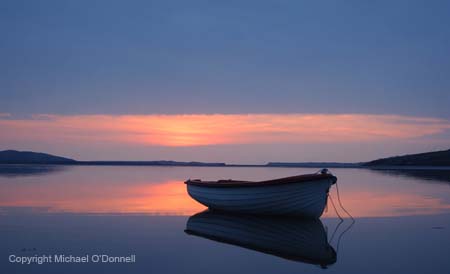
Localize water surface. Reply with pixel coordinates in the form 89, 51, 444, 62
1, 166, 450, 273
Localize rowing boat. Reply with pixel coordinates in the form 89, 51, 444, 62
185, 169, 336, 218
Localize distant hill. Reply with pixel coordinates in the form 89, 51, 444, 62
76, 161, 226, 166
0, 150, 225, 166
2, 149, 449, 167
0, 150, 76, 164
364, 149, 450, 167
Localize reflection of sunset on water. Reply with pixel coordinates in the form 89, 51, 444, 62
0, 180, 204, 215
1, 168, 450, 217
323, 191, 450, 218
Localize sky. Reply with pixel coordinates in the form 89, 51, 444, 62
1, 0, 450, 162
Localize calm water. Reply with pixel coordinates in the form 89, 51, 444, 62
1, 166, 450, 273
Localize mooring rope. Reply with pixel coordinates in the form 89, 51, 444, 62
328, 194, 343, 221
328, 194, 344, 244
317, 168, 354, 220
334, 180, 354, 221
320, 169, 355, 254
328, 193, 355, 253
329, 218, 344, 244
335, 216, 355, 254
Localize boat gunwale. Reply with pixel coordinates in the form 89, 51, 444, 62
185, 173, 336, 187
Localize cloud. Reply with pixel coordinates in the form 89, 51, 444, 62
1, 114, 449, 147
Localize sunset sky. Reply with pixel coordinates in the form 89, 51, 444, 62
1, 1, 450, 163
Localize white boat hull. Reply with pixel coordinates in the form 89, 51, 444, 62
187, 177, 334, 218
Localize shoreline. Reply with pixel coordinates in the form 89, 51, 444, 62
1, 162, 450, 170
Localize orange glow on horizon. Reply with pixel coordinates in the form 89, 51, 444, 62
1, 113, 449, 147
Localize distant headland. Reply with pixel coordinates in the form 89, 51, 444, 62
0, 150, 76, 164
0, 150, 225, 166
363, 149, 450, 167
0, 149, 449, 168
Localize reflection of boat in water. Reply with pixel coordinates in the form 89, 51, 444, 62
185, 170, 337, 218
185, 210, 337, 267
